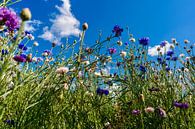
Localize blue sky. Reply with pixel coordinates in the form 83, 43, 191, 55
10, 0, 195, 56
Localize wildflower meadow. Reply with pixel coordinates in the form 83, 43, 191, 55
0, 0, 194, 128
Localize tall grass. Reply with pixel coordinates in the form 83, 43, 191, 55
0, 1, 194, 128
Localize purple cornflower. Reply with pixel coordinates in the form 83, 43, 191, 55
156, 108, 167, 117
132, 109, 141, 115
173, 101, 183, 108
139, 37, 149, 46
0, 7, 20, 31
13, 55, 26, 62
108, 48, 116, 54
167, 50, 174, 56
18, 43, 28, 51
139, 65, 146, 72
173, 101, 189, 109
116, 62, 121, 67
112, 25, 123, 37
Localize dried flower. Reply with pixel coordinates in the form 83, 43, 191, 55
117, 40, 123, 46
145, 107, 155, 113
56, 67, 69, 74
120, 51, 127, 57
156, 108, 167, 118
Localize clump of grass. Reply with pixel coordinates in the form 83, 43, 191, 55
0, 1, 194, 129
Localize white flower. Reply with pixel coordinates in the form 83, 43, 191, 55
184, 39, 189, 44
179, 54, 185, 58
94, 72, 101, 77
120, 51, 127, 57
145, 107, 155, 113
117, 40, 123, 46
186, 57, 190, 61
130, 37, 136, 43
56, 67, 69, 74
184, 68, 189, 73
169, 44, 175, 49
33, 41, 39, 46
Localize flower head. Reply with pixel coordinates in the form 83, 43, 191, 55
96, 87, 109, 95
56, 67, 69, 74
139, 37, 149, 46
173, 101, 189, 109
108, 48, 116, 55
112, 25, 123, 37
160, 40, 168, 47
13, 55, 26, 62
139, 65, 146, 72
132, 109, 141, 115
20, 8, 31, 21
18, 43, 28, 51
167, 50, 174, 56
0, 7, 20, 31
145, 107, 155, 113
156, 108, 167, 118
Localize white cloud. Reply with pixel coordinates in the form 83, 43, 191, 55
24, 20, 42, 32
148, 42, 174, 56
39, 0, 81, 43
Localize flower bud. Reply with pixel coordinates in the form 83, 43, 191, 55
82, 22, 88, 30
33, 41, 39, 46
20, 8, 31, 21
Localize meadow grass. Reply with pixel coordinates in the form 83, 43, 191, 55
0, 1, 194, 128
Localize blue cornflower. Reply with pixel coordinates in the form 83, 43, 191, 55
116, 62, 121, 67
18, 44, 28, 51
165, 66, 170, 71
112, 25, 123, 37
167, 50, 174, 56
157, 57, 162, 62
44, 50, 52, 55
96, 88, 109, 96
166, 57, 170, 60
124, 42, 128, 45
160, 41, 167, 47
4, 119, 15, 125
20, 54, 27, 59
139, 65, 146, 72
139, 37, 149, 46
25, 31, 31, 35
171, 57, 178, 61
1, 49, 8, 55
